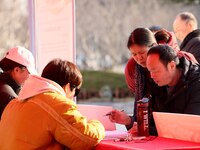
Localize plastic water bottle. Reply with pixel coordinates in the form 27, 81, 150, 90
137, 97, 149, 137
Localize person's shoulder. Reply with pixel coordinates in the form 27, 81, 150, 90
189, 35, 200, 42
187, 37, 200, 52
181, 36, 200, 52
185, 62, 200, 82
126, 58, 136, 68
37, 92, 76, 108
125, 58, 136, 74
186, 29, 200, 43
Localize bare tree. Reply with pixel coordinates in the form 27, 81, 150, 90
0, 0, 29, 58
76, 0, 200, 70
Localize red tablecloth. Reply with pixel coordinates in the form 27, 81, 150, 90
94, 136, 200, 150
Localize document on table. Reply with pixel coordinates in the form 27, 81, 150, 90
104, 130, 128, 140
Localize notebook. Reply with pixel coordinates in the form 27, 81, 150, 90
153, 112, 200, 143
77, 104, 116, 130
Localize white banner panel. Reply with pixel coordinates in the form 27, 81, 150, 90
29, 0, 75, 74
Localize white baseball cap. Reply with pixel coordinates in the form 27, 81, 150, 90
5, 46, 37, 75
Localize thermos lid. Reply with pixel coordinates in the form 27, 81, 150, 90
137, 97, 149, 103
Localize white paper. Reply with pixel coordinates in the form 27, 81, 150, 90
104, 130, 128, 140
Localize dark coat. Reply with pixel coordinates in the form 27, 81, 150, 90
161, 57, 200, 115
0, 72, 20, 118
180, 29, 200, 64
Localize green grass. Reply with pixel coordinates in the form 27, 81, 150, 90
81, 70, 128, 91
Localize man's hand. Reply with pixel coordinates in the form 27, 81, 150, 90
128, 122, 138, 136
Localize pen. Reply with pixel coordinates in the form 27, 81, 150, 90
104, 110, 124, 116
114, 138, 127, 142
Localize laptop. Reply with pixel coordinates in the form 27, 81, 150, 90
77, 104, 116, 130
153, 112, 200, 143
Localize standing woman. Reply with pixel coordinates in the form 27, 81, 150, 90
109, 28, 172, 135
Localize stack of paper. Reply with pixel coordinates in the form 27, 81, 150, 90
104, 130, 128, 140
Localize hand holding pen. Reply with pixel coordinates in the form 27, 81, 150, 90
106, 109, 132, 125
104, 110, 124, 116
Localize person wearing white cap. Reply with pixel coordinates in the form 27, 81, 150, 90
0, 46, 37, 118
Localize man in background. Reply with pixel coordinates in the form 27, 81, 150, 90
173, 11, 200, 63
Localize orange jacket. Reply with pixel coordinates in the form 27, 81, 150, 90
0, 75, 105, 150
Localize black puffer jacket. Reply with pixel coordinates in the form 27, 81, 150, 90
180, 29, 200, 64
0, 72, 21, 118
161, 57, 200, 114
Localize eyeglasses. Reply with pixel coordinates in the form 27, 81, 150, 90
70, 84, 80, 97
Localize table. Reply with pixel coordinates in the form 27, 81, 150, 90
94, 136, 200, 150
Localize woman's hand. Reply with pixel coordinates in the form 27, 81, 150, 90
108, 109, 131, 125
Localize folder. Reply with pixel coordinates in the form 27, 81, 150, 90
153, 112, 200, 143
77, 104, 116, 130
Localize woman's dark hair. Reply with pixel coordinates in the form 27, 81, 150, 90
154, 30, 170, 44
147, 44, 179, 67
127, 28, 156, 49
41, 59, 82, 92
0, 58, 26, 72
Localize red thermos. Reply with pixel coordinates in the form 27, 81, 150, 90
137, 97, 149, 137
